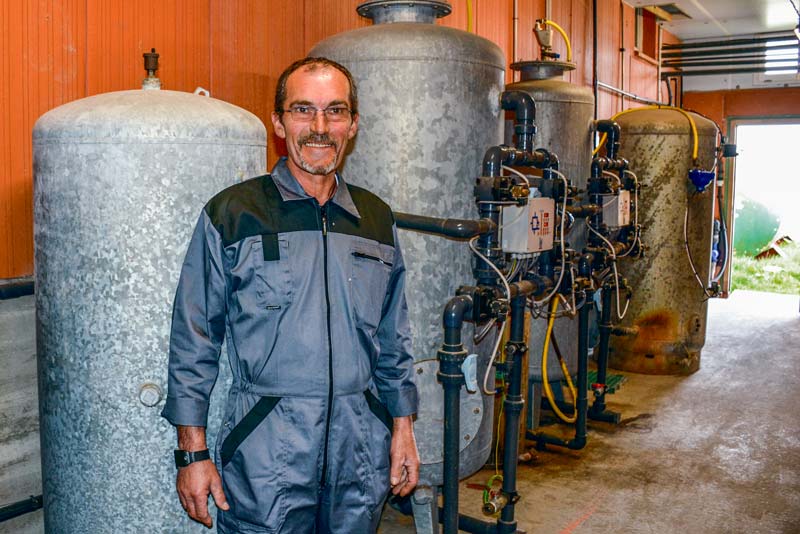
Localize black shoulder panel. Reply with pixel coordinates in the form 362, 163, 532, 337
332, 184, 395, 247
204, 175, 319, 246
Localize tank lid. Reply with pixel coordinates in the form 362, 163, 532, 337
357, 0, 451, 24
511, 60, 575, 81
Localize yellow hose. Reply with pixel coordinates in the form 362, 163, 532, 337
592, 105, 699, 162
544, 20, 572, 62
466, 0, 473, 33
541, 297, 578, 424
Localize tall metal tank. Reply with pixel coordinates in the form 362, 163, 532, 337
33, 73, 266, 532
506, 61, 594, 391
608, 109, 717, 375
309, 0, 505, 487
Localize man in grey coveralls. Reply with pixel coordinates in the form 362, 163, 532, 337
162, 57, 420, 533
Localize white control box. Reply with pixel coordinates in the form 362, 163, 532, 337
601, 190, 631, 228
501, 196, 556, 254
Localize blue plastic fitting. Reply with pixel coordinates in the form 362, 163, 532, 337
688, 168, 715, 193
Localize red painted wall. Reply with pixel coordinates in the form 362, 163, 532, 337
1, 0, 670, 278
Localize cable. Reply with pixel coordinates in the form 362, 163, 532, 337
683, 197, 714, 298
592, 106, 699, 162
502, 165, 531, 188
618, 169, 641, 258
468, 236, 511, 396
601, 170, 622, 187
532, 169, 570, 305
540, 297, 578, 423
544, 20, 573, 62
587, 224, 630, 320
790, 0, 800, 17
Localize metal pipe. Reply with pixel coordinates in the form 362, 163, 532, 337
663, 52, 798, 64
438, 295, 472, 534
662, 33, 796, 50
394, 212, 497, 240
497, 295, 527, 533
661, 43, 799, 59
597, 81, 667, 106
663, 57, 799, 68
662, 66, 800, 78
0, 495, 43, 523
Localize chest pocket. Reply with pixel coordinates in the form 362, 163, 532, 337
350, 243, 393, 331
254, 234, 292, 310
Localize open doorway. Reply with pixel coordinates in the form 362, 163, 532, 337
727, 119, 800, 296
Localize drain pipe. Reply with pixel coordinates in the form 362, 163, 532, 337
496, 292, 528, 534
438, 294, 473, 534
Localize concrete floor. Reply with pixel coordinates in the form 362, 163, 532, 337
379, 290, 800, 534
2, 290, 798, 533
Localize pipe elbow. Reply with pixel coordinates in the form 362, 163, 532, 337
442, 295, 473, 329
595, 120, 621, 160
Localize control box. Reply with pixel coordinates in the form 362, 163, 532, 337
601, 190, 630, 228
501, 196, 555, 254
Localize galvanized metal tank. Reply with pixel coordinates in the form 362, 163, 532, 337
309, 0, 505, 485
33, 82, 266, 532
506, 61, 594, 385
609, 109, 717, 375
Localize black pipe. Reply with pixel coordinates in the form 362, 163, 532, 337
595, 120, 621, 160
474, 202, 503, 287
529, 286, 591, 451
394, 212, 497, 240
662, 43, 799, 59
665, 77, 673, 106
501, 91, 536, 154
0, 495, 43, 523
0, 279, 34, 300
662, 66, 800, 78
662, 33, 796, 50
438, 295, 472, 534
437, 508, 498, 534
497, 295, 527, 533
481, 145, 552, 177
588, 283, 620, 423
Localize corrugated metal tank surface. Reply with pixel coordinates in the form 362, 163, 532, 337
609, 109, 717, 375
506, 61, 594, 383
33, 86, 266, 532
309, 0, 505, 484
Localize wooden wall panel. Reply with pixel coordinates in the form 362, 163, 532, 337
1, 0, 671, 279
1, 0, 86, 279
683, 88, 800, 135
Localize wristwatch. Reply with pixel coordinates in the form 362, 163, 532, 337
174, 449, 210, 468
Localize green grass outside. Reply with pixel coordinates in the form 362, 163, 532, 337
731, 241, 800, 294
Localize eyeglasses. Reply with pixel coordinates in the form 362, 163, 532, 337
280, 105, 353, 123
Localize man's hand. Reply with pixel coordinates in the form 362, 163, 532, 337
175, 426, 229, 528
389, 416, 420, 497
176, 460, 229, 528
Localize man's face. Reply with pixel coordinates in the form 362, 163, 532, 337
271, 66, 358, 180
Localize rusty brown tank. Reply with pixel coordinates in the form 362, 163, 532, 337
609, 109, 718, 375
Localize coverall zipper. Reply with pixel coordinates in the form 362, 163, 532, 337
319, 204, 334, 489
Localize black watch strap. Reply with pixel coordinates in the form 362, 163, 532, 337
174, 449, 210, 468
